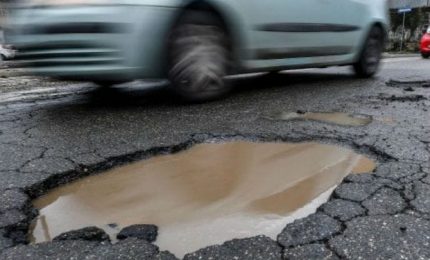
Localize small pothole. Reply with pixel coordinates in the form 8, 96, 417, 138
266, 111, 373, 126
30, 141, 375, 257
386, 79, 430, 88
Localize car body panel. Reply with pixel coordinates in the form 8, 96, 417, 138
6, 0, 389, 80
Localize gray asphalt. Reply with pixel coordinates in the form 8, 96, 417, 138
0, 56, 429, 259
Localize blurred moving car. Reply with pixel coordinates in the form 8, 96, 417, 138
420, 26, 430, 59
7, 0, 389, 101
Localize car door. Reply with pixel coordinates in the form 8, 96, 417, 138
241, 0, 366, 68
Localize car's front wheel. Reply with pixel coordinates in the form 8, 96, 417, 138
167, 11, 232, 102
422, 52, 430, 59
353, 26, 384, 78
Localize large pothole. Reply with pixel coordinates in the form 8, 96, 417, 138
30, 141, 375, 257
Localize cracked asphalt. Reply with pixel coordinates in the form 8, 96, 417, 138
0, 55, 429, 259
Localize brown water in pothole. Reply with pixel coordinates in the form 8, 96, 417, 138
269, 112, 373, 126
30, 141, 375, 257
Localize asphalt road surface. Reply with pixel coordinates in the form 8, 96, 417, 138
0, 55, 430, 259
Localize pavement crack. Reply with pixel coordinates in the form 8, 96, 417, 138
17, 146, 49, 172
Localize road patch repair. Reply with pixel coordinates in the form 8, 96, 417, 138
30, 141, 375, 257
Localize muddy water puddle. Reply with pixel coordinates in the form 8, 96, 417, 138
31, 141, 375, 257
268, 111, 373, 126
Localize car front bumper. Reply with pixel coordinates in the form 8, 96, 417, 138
7, 4, 177, 81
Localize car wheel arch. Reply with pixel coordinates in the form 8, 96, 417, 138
354, 22, 387, 63
372, 22, 388, 46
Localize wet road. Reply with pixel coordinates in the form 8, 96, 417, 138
1, 55, 430, 259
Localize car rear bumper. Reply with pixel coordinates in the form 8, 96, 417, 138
421, 47, 430, 54
420, 36, 430, 53
7, 5, 175, 80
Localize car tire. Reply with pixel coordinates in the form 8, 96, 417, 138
167, 11, 232, 102
353, 26, 384, 78
422, 53, 430, 59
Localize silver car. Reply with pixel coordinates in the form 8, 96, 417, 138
7, 0, 389, 101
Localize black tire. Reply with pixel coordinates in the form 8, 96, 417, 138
422, 53, 430, 59
353, 26, 384, 78
167, 11, 232, 102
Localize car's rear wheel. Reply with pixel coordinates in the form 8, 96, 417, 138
167, 11, 232, 102
353, 26, 384, 78
422, 52, 430, 59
